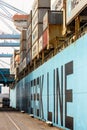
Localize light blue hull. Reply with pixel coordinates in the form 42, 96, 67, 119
10, 34, 87, 130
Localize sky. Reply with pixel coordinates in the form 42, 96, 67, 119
0, 0, 34, 68
4, 0, 34, 13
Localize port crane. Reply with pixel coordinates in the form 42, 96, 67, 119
0, 0, 28, 85
0, 0, 27, 57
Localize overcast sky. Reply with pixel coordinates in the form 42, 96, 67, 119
4, 0, 34, 13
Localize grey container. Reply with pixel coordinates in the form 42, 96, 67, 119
32, 8, 50, 31
48, 11, 63, 24
27, 11, 32, 27
43, 10, 63, 31
32, 0, 51, 17
32, 23, 43, 44
26, 24, 32, 40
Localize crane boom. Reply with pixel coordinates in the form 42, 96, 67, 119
0, 0, 27, 14
0, 11, 12, 21
0, 17, 19, 34
0, 4, 12, 18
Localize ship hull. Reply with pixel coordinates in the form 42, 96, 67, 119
10, 34, 87, 130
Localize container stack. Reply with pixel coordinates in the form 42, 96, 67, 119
51, 0, 63, 11
14, 50, 20, 78
43, 10, 63, 50
31, 0, 50, 59
26, 11, 32, 52
14, 0, 64, 77
10, 55, 15, 75
20, 29, 27, 63
10, 50, 20, 79
26, 11, 32, 65
19, 57, 26, 73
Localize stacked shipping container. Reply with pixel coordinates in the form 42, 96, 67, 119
26, 12, 32, 51
13, 0, 63, 74
31, 0, 50, 59
51, 0, 63, 10
19, 0, 63, 72
20, 29, 27, 63
10, 50, 20, 78
26, 12, 32, 65
19, 29, 27, 73
42, 10, 63, 50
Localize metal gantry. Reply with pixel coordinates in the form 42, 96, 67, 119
0, 0, 28, 84
0, 0, 27, 58
0, 68, 15, 85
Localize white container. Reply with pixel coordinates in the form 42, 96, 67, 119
20, 51, 26, 63
26, 49, 32, 65
32, 0, 50, 17
51, 0, 63, 11
27, 11, 32, 27
32, 41, 38, 59
66, 0, 87, 24
32, 23, 43, 44
39, 35, 43, 52
43, 12, 48, 31
26, 24, 32, 40
32, 8, 49, 31
26, 35, 32, 52
19, 58, 26, 72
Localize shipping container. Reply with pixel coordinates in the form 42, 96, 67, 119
32, 41, 38, 59
20, 29, 26, 41
27, 11, 32, 27
32, 0, 50, 17
66, 0, 87, 24
19, 57, 26, 72
20, 51, 26, 63
26, 49, 32, 65
10, 50, 20, 75
51, 0, 63, 11
32, 8, 50, 31
43, 25, 63, 49
39, 35, 43, 52
43, 10, 63, 31
26, 35, 32, 52
15, 67, 19, 79
32, 23, 43, 44
20, 40, 26, 51
26, 24, 32, 40
19, 62, 22, 72
43, 29, 48, 48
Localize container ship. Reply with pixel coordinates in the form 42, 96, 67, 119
10, 0, 87, 130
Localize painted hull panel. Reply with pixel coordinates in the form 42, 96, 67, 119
12, 34, 87, 130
